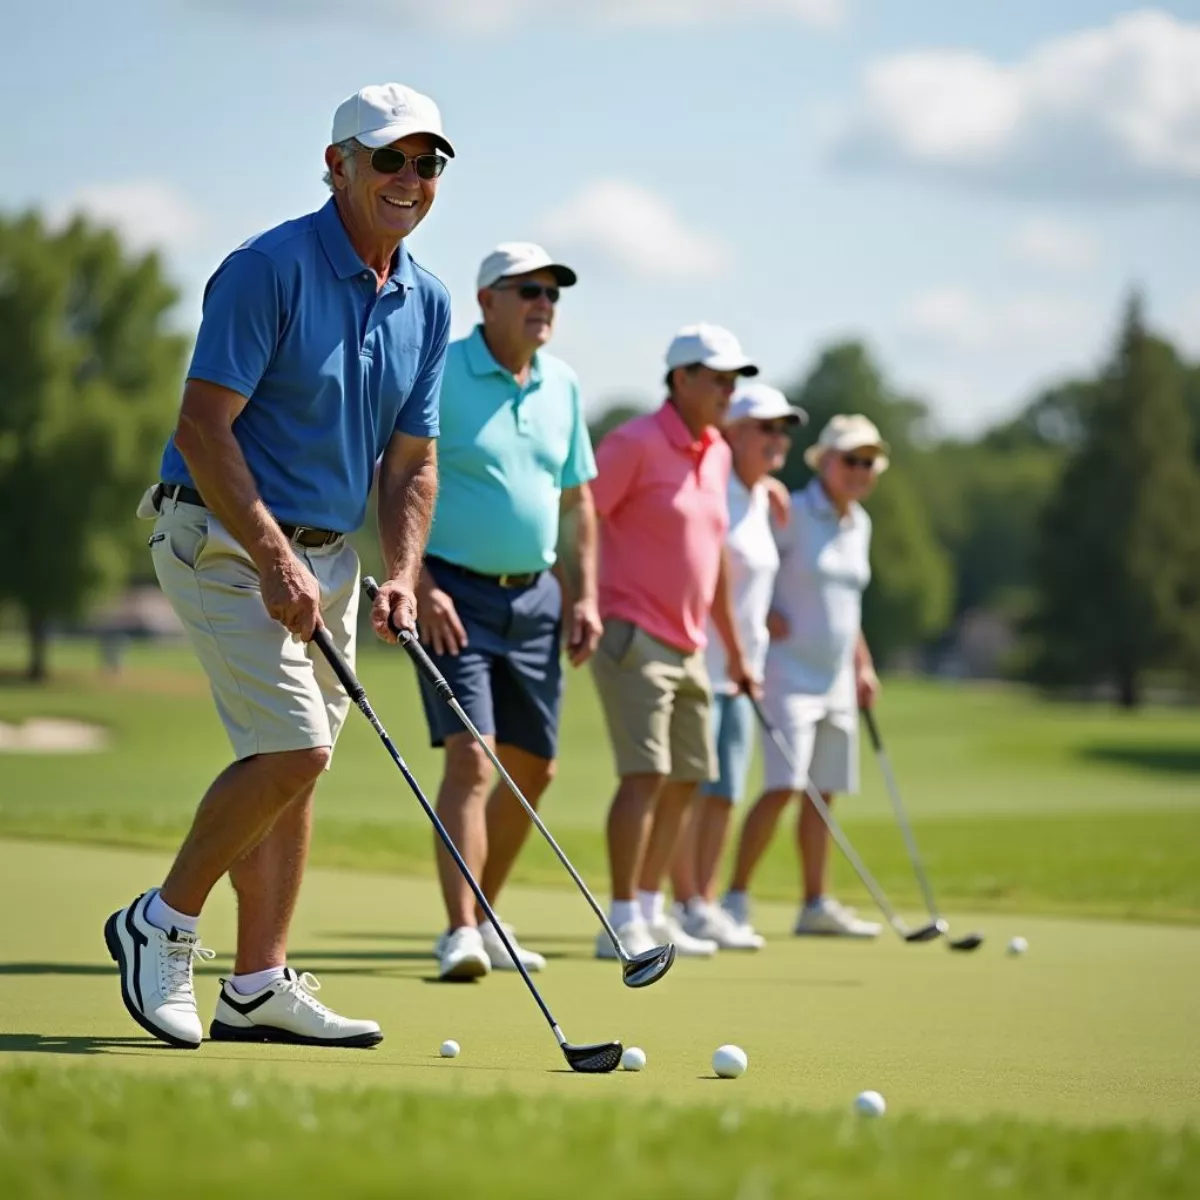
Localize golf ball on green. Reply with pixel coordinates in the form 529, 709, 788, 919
440, 1039, 460, 1058
1007, 936, 1029, 956
712, 1045, 748, 1079
621, 1047, 646, 1071
855, 1090, 886, 1117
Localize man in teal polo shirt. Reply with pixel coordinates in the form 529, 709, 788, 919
417, 242, 601, 980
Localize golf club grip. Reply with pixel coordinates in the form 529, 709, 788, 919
861, 705, 883, 751
310, 627, 365, 703
360, 575, 454, 700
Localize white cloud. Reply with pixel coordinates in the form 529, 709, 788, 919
1009, 218, 1098, 272
49, 181, 204, 254
218, 0, 844, 34
539, 180, 733, 281
903, 286, 1092, 352
833, 10, 1200, 198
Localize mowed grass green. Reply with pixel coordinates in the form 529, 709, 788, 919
2, 840, 1199, 1197
2, 635, 1199, 922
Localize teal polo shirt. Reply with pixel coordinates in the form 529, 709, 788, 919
425, 326, 597, 574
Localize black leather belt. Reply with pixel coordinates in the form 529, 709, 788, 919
427, 555, 542, 590
155, 483, 344, 548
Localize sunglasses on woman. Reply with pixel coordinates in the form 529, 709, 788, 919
841, 453, 878, 470
493, 282, 561, 304
755, 420, 793, 436
368, 147, 447, 180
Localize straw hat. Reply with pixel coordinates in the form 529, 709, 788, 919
803, 414, 890, 473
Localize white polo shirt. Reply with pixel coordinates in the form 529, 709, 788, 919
764, 478, 871, 707
705, 475, 779, 695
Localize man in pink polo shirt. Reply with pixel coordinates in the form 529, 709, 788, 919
590, 324, 758, 959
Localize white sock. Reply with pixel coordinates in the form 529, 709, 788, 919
230, 966, 287, 995
637, 890, 664, 924
610, 899, 640, 928
685, 896, 710, 916
144, 889, 198, 936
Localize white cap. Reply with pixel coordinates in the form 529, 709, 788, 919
804, 414, 890, 473
665, 323, 758, 376
331, 83, 455, 158
727, 382, 807, 425
477, 242, 577, 290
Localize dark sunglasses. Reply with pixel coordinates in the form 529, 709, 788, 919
368, 147, 447, 180
841, 453, 878, 470
494, 282, 561, 304
755, 420, 793, 436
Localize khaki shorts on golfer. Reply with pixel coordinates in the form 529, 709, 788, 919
143, 491, 359, 761
591, 618, 716, 782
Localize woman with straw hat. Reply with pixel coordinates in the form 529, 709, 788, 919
720, 414, 887, 942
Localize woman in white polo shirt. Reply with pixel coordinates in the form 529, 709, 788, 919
721, 414, 886, 940
669, 382, 805, 950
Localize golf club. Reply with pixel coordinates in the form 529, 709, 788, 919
748, 695, 945, 944
861, 708, 984, 953
361, 576, 675, 989
310, 624, 623, 1073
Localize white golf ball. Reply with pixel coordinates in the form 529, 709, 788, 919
439, 1039, 460, 1058
621, 1046, 646, 1071
712, 1044, 748, 1079
1007, 936, 1029, 956
854, 1090, 886, 1117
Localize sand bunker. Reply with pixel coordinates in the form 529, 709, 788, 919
0, 718, 110, 754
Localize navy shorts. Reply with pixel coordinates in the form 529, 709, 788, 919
416, 557, 564, 760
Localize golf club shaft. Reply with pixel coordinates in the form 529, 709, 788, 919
862, 708, 941, 919
748, 696, 908, 936
361, 576, 628, 958
309, 626, 570, 1051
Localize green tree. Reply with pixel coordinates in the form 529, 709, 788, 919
0, 211, 186, 679
1030, 294, 1200, 706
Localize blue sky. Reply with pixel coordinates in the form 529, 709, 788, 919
4, 0, 1198, 434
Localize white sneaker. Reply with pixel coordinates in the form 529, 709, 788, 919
479, 922, 546, 972
794, 896, 882, 939
595, 917, 656, 960
679, 900, 764, 951
210, 968, 382, 1047
719, 892, 767, 947
104, 890, 214, 1049
434, 917, 516, 959
438, 926, 491, 980
649, 912, 718, 958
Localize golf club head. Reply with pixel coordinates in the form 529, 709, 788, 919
948, 932, 985, 952
904, 919, 947, 943
622, 942, 676, 989
562, 1040, 623, 1074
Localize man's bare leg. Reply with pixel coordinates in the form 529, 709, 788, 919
799, 791, 836, 904
478, 744, 555, 912
434, 732, 494, 930
605, 774, 664, 901
726, 788, 794, 894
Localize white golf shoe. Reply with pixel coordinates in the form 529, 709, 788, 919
437, 926, 491, 980
793, 896, 882, 939
479, 921, 546, 972
719, 892, 767, 948
104, 889, 214, 1049
678, 900, 764, 950
594, 917, 656, 960
210, 968, 382, 1047
649, 911, 718, 958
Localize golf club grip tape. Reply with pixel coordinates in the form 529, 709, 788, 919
862, 706, 882, 750
399, 631, 453, 699
310, 627, 365, 702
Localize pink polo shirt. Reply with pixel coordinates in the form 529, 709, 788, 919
592, 403, 731, 653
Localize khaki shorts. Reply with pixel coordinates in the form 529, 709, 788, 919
144, 491, 359, 761
590, 618, 716, 782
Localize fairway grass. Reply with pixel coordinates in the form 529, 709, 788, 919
3, 1068, 1196, 1200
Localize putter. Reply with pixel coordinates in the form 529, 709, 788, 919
861, 708, 984, 953
362, 576, 675, 989
310, 625, 623, 1073
748, 696, 944, 945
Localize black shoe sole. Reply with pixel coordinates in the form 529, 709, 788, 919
104, 910, 201, 1051
208, 1020, 383, 1048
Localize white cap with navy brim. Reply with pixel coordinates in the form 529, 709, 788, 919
727, 382, 807, 425
477, 243, 577, 290
666, 323, 758, 376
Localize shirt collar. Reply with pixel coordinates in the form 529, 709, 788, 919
316, 197, 416, 290
655, 401, 721, 454
806, 477, 857, 525
464, 325, 543, 385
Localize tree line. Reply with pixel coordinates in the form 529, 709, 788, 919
2, 211, 1198, 705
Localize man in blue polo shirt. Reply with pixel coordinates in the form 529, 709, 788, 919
105, 83, 451, 1050
418, 242, 601, 980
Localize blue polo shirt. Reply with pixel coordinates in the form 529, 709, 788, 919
425, 326, 597, 574
160, 197, 448, 533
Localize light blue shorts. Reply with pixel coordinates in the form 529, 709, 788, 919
701, 692, 756, 804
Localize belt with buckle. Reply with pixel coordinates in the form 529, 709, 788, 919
428, 555, 542, 589
155, 483, 344, 549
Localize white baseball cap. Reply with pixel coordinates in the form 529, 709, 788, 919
331, 83, 455, 158
477, 242, 577, 290
804, 414, 890, 473
727, 382, 807, 426
665, 323, 758, 376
